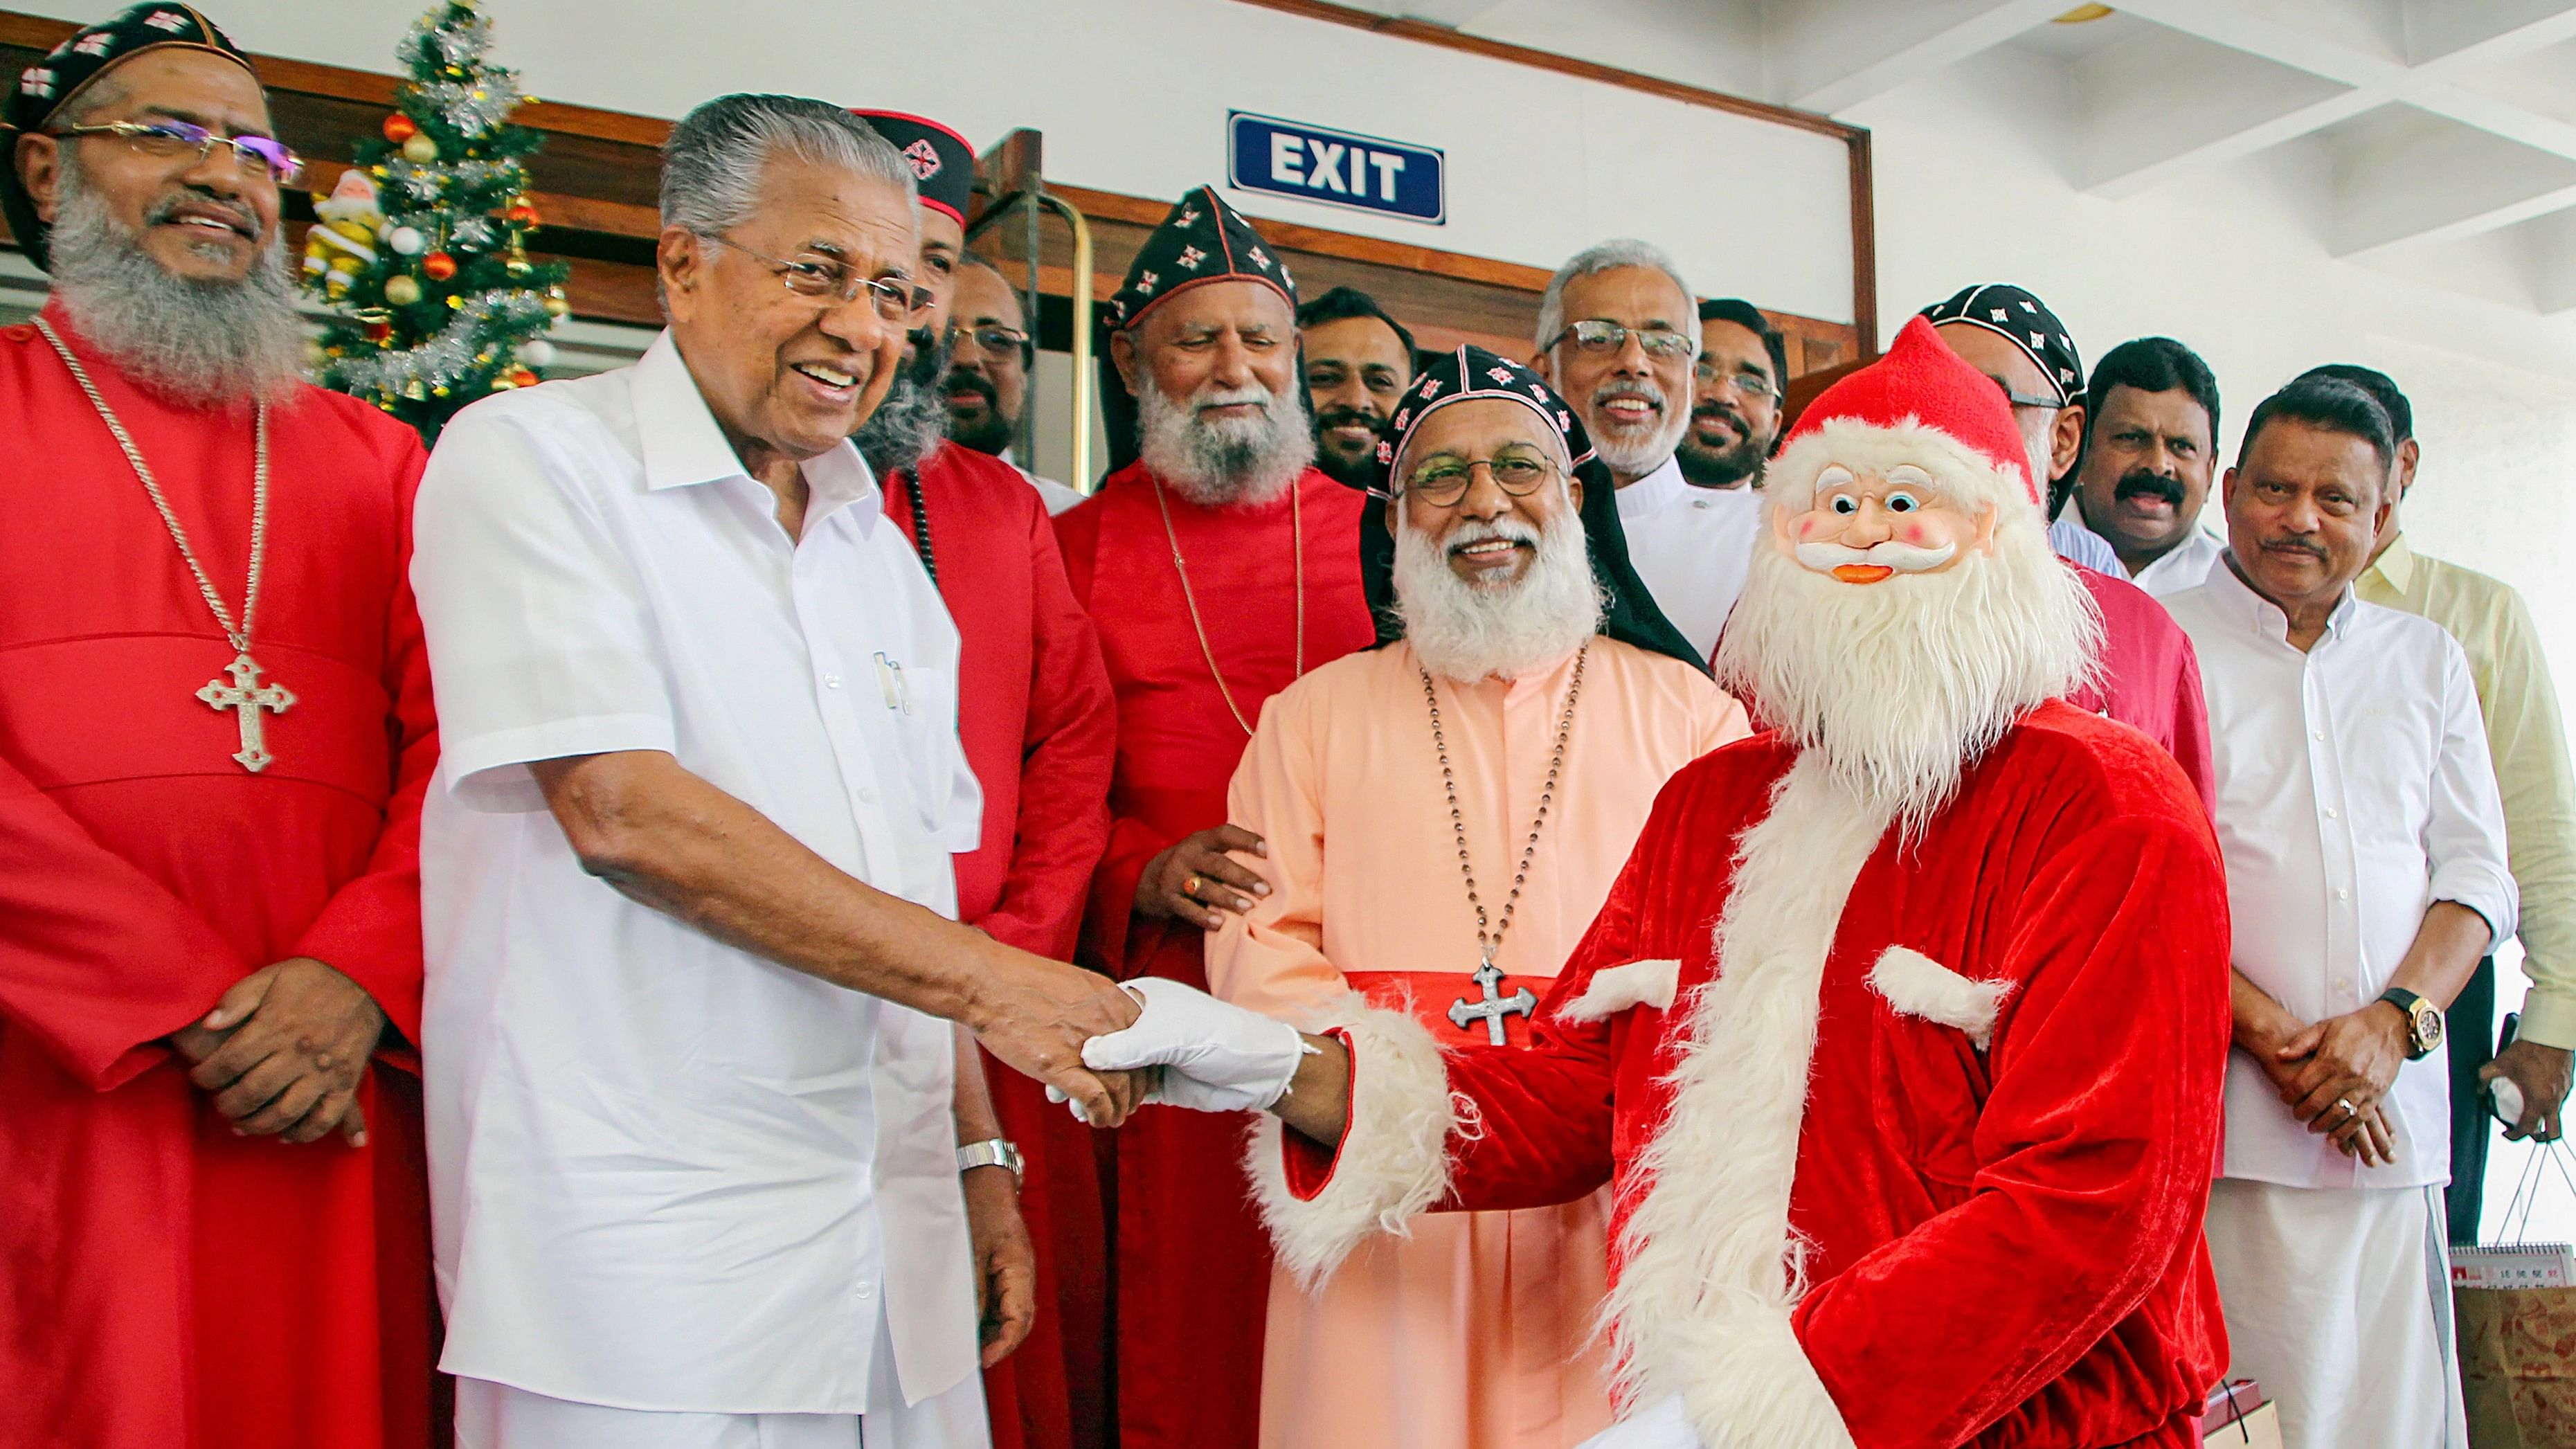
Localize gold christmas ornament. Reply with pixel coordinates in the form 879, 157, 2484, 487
401, 132, 439, 164
383, 273, 423, 306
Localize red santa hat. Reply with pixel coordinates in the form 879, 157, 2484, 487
1772, 314, 2039, 516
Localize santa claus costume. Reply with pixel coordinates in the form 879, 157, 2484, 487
1208, 318, 2235, 1448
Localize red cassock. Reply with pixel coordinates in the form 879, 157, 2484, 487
0, 307, 440, 1448
2066, 565, 2215, 814
885, 440, 1118, 1449
1053, 460, 1373, 1449
1273, 703, 2233, 1448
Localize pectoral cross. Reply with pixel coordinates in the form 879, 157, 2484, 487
196, 651, 295, 773
1449, 958, 1538, 1046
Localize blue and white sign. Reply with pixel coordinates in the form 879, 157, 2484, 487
1227, 111, 1445, 224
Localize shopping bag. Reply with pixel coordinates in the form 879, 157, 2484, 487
2455, 1139, 2576, 1447
2192, 1380, 2282, 1448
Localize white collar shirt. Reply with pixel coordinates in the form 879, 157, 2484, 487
1614, 454, 1763, 663
413, 332, 984, 1414
2166, 559, 2516, 1190
2048, 514, 2123, 576
2117, 522, 2224, 599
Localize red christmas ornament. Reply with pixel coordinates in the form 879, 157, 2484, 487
382, 113, 417, 144
422, 251, 458, 282
508, 367, 539, 389
505, 201, 541, 226
363, 318, 393, 343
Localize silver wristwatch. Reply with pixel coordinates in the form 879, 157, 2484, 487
957, 1137, 1025, 1180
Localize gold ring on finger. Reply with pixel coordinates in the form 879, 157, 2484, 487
1182, 874, 1203, 899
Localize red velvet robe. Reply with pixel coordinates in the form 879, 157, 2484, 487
1283, 703, 2231, 1448
1053, 460, 1373, 1449
2066, 565, 2215, 814
0, 306, 440, 1449
887, 440, 1117, 1449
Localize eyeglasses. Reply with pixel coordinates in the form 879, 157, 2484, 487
1983, 375, 2063, 411
1547, 318, 1696, 362
1402, 454, 1559, 506
1694, 361, 1781, 402
46, 119, 302, 184
706, 235, 928, 322
948, 322, 1030, 359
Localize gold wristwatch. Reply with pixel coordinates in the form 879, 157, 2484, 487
2377, 987, 2444, 1061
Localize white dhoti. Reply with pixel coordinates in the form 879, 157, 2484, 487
2204, 1179, 2465, 1449
452, 1304, 989, 1449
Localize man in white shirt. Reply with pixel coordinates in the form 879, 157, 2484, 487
2166, 376, 2515, 1449
1531, 239, 1758, 664
412, 94, 1142, 1449
2069, 336, 2225, 596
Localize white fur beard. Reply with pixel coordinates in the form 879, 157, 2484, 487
1137, 379, 1315, 509
1392, 506, 1603, 682
1713, 520, 2100, 836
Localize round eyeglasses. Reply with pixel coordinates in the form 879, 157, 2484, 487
1402, 454, 1559, 506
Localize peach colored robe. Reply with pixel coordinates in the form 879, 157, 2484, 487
1208, 637, 1749, 1449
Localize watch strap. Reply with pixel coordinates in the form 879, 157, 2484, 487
958, 1137, 1024, 1179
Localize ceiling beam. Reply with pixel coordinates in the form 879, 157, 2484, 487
1769, 0, 2066, 114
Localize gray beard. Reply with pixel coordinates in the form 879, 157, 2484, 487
44, 164, 307, 410
1136, 377, 1314, 508
1392, 502, 1603, 682
855, 334, 953, 478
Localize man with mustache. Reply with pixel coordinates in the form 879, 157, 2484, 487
415, 94, 1148, 1448
1925, 286, 2216, 810
1052, 186, 1376, 1449
1205, 346, 1747, 1449
945, 253, 1083, 514
2070, 337, 2223, 595
1297, 283, 1414, 489
0, 10, 442, 1446
1535, 240, 1760, 664
2302, 367, 2576, 1251
855, 109, 1119, 1449
2165, 377, 2512, 1449
1092, 318, 2235, 1448
1675, 298, 1785, 491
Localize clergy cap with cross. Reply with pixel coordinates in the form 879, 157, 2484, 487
1109, 184, 1297, 329
1918, 282, 2084, 408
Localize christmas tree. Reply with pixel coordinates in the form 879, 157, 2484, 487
304, 0, 570, 440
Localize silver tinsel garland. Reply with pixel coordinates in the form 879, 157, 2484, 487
330, 290, 555, 393
381, 156, 526, 206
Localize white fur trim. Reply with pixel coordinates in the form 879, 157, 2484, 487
1766, 417, 2039, 520
1605, 754, 1882, 1446
1868, 946, 2012, 1050
1245, 993, 1461, 1288
1559, 959, 1682, 1023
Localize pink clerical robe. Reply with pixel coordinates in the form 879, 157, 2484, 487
1207, 636, 1748, 1449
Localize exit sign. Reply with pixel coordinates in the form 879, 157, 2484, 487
1227, 111, 1445, 224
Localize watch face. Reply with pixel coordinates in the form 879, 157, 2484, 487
2417, 1004, 2444, 1052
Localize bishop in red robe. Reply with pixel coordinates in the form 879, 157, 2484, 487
1055, 187, 1374, 1449
1093, 319, 2233, 1448
0, 14, 438, 1447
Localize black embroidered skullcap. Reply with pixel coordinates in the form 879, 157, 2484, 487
1919, 282, 2084, 407
1108, 184, 1296, 330
1359, 344, 1706, 674
3, 4, 256, 273
852, 109, 973, 226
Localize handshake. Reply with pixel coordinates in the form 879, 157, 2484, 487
1042, 978, 1317, 1124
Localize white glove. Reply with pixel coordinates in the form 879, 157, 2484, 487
1574, 1396, 1702, 1449
1079, 977, 1311, 1113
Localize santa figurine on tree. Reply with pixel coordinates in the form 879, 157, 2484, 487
1088, 316, 2235, 1448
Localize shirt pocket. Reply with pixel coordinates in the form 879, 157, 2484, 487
1866, 993, 1993, 1191
890, 661, 978, 844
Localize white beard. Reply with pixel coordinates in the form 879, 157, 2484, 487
1585, 378, 1689, 480
1137, 375, 1315, 509
1713, 517, 2100, 836
1392, 502, 1603, 682
44, 156, 308, 410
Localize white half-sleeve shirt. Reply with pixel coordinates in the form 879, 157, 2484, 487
1614, 455, 1763, 663
2167, 559, 2516, 1191
413, 331, 984, 1415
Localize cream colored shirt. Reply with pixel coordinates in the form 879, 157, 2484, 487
2361, 535, 2576, 1049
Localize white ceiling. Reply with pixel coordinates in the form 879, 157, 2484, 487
1342, 0, 2576, 314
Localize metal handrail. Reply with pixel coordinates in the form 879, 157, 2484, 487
965, 184, 1097, 494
